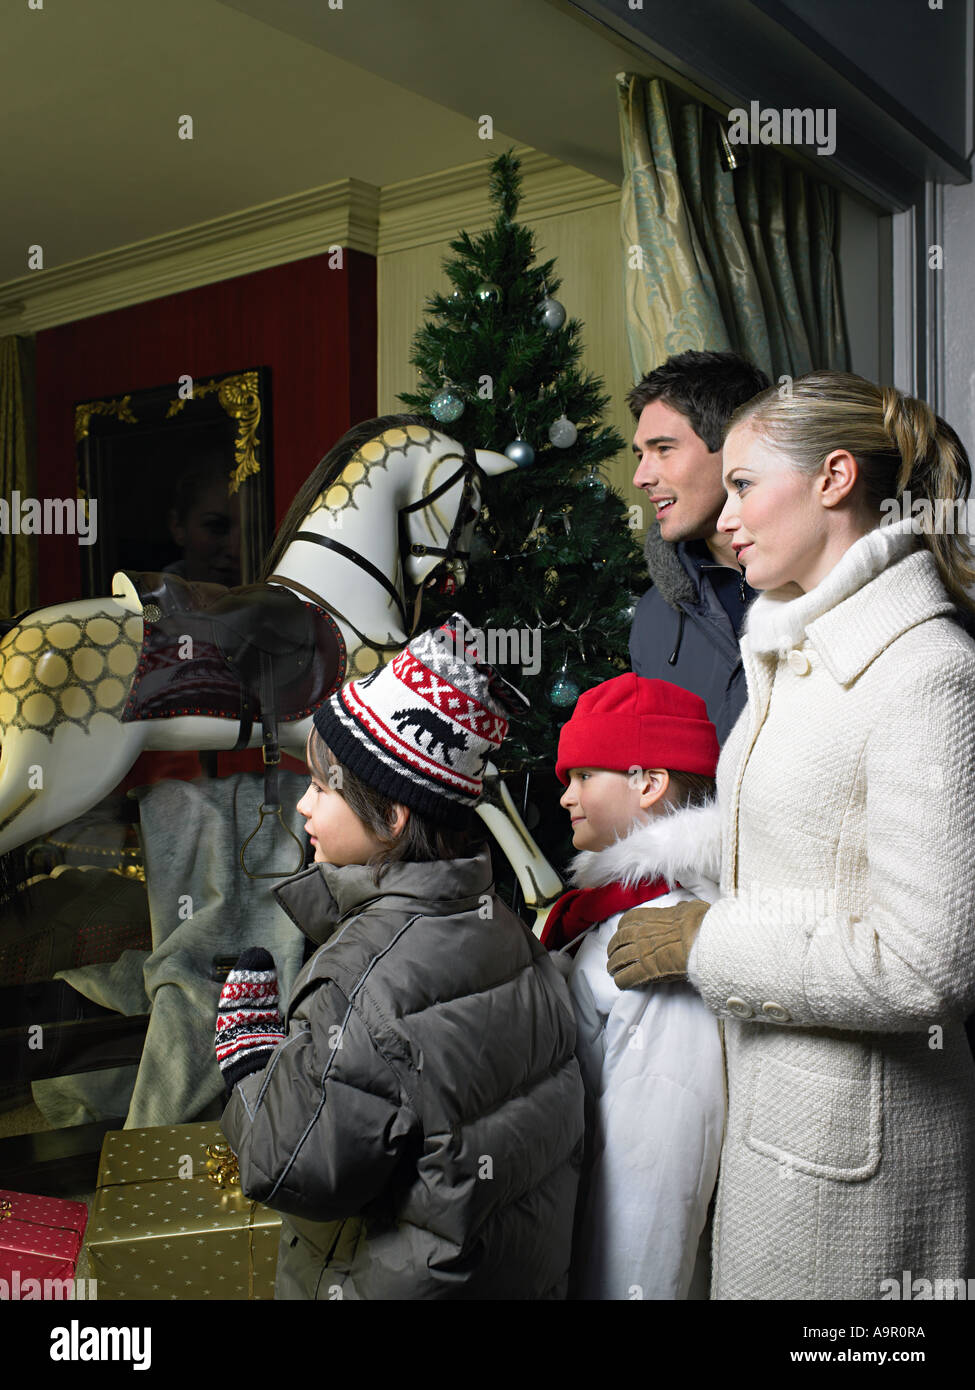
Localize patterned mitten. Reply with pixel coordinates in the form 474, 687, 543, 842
215, 947, 286, 1092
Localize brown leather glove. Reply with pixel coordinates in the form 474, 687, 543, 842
606, 899, 710, 989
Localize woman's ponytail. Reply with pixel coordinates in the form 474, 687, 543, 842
881, 387, 975, 616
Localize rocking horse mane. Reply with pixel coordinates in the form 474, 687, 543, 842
260, 412, 434, 581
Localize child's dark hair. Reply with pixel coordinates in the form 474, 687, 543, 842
666, 770, 716, 809
307, 728, 479, 876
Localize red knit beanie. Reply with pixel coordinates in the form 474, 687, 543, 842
555, 673, 719, 784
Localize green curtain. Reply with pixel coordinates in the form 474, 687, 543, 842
619, 75, 850, 383
0, 335, 37, 616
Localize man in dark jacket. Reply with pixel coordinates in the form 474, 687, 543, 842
628, 351, 770, 743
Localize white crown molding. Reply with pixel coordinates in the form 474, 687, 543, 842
0, 147, 619, 336
0, 179, 381, 336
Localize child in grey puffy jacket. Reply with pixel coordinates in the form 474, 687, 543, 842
215, 616, 584, 1299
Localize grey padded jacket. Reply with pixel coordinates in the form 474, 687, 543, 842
628, 523, 750, 744
221, 845, 585, 1300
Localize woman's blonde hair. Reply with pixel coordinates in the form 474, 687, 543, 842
727, 371, 975, 618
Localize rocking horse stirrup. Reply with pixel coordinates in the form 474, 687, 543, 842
239, 650, 306, 879
239, 803, 306, 879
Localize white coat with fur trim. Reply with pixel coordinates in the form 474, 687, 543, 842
552, 801, 726, 1301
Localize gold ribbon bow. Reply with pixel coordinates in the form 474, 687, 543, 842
204, 1141, 260, 1298
205, 1142, 241, 1190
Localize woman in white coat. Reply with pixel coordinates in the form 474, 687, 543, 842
608, 372, 975, 1300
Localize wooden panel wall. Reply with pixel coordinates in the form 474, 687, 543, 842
378, 194, 647, 525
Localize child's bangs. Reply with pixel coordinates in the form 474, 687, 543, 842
306, 729, 337, 786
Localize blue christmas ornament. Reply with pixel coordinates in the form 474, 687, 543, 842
548, 672, 581, 707
430, 388, 465, 423
504, 437, 535, 468
475, 281, 502, 306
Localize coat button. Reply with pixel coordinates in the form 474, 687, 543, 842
762, 1001, 791, 1022
787, 649, 810, 675
726, 996, 754, 1018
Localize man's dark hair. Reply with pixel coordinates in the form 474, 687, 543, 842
627, 350, 771, 452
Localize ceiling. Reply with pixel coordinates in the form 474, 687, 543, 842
1, 0, 653, 289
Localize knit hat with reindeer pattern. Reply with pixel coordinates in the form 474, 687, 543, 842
312, 614, 528, 821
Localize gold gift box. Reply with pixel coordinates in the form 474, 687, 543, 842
86, 1122, 280, 1300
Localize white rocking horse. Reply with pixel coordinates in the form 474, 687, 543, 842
0, 416, 562, 927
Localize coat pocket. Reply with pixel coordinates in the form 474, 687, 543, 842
275, 1214, 364, 1299
744, 1046, 882, 1181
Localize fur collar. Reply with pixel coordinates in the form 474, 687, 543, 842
643, 521, 698, 610
569, 799, 723, 892
744, 517, 921, 654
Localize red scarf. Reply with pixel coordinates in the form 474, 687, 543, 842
541, 877, 669, 952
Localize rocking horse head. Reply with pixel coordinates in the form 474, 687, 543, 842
262, 412, 516, 676
0, 412, 561, 928
0, 413, 517, 860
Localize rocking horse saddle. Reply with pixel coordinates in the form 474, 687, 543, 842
199, 583, 319, 689
117, 570, 347, 880
119, 571, 346, 740
123, 570, 230, 622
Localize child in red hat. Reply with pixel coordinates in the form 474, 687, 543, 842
544, 672, 725, 1300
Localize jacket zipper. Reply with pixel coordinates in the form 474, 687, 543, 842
698, 561, 748, 604
669, 562, 747, 664
668, 609, 685, 665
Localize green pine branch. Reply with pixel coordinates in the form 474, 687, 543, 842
399, 149, 645, 782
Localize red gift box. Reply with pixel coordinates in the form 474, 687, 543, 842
0, 1189, 88, 1298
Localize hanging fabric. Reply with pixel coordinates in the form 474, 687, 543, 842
618, 74, 851, 382
0, 335, 36, 617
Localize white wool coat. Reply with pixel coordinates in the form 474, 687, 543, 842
687, 517, 975, 1300
552, 803, 726, 1300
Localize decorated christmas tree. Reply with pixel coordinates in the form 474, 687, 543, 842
400, 151, 644, 781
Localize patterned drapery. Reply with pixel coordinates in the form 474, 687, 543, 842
619, 75, 850, 383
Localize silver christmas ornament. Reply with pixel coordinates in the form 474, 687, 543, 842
504, 437, 535, 468
540, 296, 566, 331
430, 388, 465, 423
582, 471, 606, 499
548, 414, 578, 449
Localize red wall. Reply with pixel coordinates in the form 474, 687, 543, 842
34, 249, 376, 605
32, 250, 375, 782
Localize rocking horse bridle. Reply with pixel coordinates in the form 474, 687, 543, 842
399, 448, 481, 569
248, 447, 484, 875
266, 445, 483, 651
